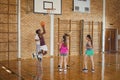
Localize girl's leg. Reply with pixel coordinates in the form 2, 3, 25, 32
33, 45, 40, 58
90, 56, 94, 69
36, 45, 40, 54
66, 55, 70, 68
82, 54, 88, 72
90, 56, 95, 72
59, 56, 63, 71
84, 54, 88, 69
64, 56, 67, 69
59, 56, 63, 68
38, 50, 43, 61
42, 45, 48, 55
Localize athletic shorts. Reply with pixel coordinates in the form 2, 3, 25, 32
85, 49, 94, 56
60, 53, 67, 56
40, 45, 48, 51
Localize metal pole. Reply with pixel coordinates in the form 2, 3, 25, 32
50, 58, 54, 80
50, 14, 54, 56
101, 1, 106, 80
18, 0, 21, 59
102, 0, 106, 53
101, 53, 105, 80
18, 60, 22, 80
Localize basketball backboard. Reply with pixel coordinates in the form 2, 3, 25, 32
73, 0, 90, 13
34, 0, 62, 15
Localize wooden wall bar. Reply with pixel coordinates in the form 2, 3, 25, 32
0, 0, 18, 61
58, 19, 102, 55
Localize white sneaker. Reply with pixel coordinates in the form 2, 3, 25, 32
38, 54, 42, 58
37, 54, 42, 61
59, 68, 63, 72
91, 69, 95, 73
82, 68, 88, 73
32, 53, 36, 58
39, 54, 43, 58
64, 69, 67, 72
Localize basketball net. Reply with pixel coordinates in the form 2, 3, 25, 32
46, 8, 56, 16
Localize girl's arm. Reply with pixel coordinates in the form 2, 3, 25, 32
67, 39, 69, 49
58, 42, 63, 51
35, 39, 39, 41
58, 40, 62, 48
42, 26, 46, 35
59, 43, 62, 48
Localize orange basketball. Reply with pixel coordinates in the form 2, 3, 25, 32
40, 21, 45, 27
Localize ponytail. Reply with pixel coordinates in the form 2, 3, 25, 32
63, 35, 67, 46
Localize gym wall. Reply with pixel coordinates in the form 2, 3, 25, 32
21, 0, 120, 59
0, 0, 18, 61
0, 0, 120, 60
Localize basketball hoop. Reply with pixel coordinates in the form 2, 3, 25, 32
46, 8, 56, 15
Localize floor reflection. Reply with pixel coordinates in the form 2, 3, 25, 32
116, 53, 120, 70
33, 61, 43, 80
101, 53, 105, 80
18, 60, 22, 80
0, 53, 120, 80
50, 58, 54, 80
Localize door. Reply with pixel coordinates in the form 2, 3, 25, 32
105, 29, 117, 52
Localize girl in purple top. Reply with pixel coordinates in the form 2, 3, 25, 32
37, 21, 48, 61
58, 33, 69, 72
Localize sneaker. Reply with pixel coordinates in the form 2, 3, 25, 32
59, 68, 63, 72
64, 69, 67, 72
91, 69, 95, 73
37, 57, 42, 61
38, 54, 43, 58
67, 65, 70, 69
38, 54, 41, 58
37, 55, 42, 61
39, 58, 42, 61
82, 68, 88, 73
38, 51, 42, 54
32, 53, 35, 58
58, 65, 60, 69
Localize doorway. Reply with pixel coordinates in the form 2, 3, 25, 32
105, 29, 117, 52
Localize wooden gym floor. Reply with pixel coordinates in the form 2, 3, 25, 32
0, 53, 120, 80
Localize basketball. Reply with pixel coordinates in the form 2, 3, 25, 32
40, 21, 45, 27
